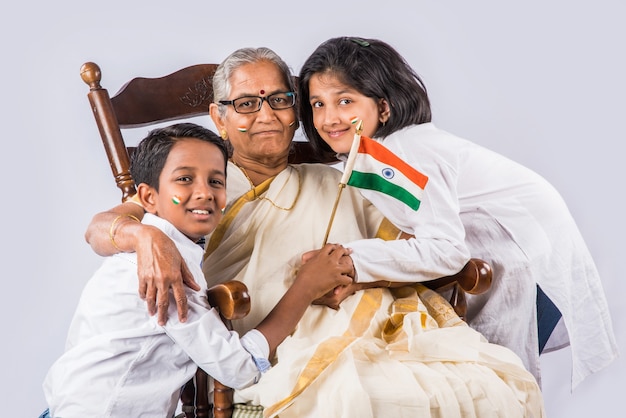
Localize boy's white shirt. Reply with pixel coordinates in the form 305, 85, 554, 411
43, 213, 269, 418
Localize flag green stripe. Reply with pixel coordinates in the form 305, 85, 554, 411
347, 171, 421, 210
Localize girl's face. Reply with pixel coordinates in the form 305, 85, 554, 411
139, 138, 227, 242
308, 72, 389, 154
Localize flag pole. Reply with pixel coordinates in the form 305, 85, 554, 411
322, 183, 345, 246
322, 120, 363, 245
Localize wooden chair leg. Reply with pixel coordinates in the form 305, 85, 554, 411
179, 372, 232, 418
180, 377, 196, 418
178, 282, 250, 418
180, 370, 213, 418
194, 369, 211, 418
213, 379, 234, 418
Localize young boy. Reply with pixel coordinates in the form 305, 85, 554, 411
41, 123, 353, 417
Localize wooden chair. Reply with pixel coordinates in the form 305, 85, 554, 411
80, 61, 253, 418
179, 280, 251, 418
80, 61, 492, 418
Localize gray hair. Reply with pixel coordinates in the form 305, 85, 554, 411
213, 47, 295, 118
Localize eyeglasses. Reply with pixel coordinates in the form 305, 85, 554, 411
219, 92, 296, 114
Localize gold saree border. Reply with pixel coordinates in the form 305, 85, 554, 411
204, 177, 274, 259
263, 288, 383, 418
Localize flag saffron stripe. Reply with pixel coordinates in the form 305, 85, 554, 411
347, 171, 421, 210
359, 137, 428, 189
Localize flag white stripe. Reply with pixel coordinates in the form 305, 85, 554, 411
340, 127, 363, 184
353, 152, 425, 200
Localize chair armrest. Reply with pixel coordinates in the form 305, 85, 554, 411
206, 281, 251, 321
423, 258, 492, 295
182, 281, 251, 418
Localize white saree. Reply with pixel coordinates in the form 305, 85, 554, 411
203, 162, 544, 417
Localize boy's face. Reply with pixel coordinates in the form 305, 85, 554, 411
139, 138, 227, 242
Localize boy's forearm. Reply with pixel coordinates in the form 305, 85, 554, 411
254, 281, 313, 357
84, 202, 145, 256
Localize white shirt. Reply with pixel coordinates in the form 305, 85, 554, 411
43, 214, 269, 417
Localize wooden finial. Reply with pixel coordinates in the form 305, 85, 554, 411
80, 62, 102, 90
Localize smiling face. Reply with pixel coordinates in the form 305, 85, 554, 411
308, 72, 389, 154
210, 60, 298, 166
138, 138, 227, 242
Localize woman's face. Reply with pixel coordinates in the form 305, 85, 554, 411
308, 72, 388, 154
211, 61, 298, 165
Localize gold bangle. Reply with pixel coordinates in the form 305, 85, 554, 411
109, 214, 140, 251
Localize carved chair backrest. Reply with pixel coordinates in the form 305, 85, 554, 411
80, 62, 333, 203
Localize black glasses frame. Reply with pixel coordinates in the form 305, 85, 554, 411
219, 91, 296, 114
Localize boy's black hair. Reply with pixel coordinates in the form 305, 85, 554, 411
298, 36, 432, 155
130, 123, 228, 190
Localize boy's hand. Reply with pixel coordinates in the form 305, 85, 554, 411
295, 244, 353, 302
302, 248, 356, 280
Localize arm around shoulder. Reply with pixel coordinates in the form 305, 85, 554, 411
84, 201, 146, 256
84, 201, 199, 324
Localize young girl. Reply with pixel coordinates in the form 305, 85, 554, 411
298, 36, 617, 388
41, 123, 353, 417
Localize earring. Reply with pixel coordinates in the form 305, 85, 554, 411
220, 130, 228, 140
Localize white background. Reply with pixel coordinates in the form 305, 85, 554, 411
1, 1, 623, 416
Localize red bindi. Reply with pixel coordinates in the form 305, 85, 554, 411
259, 89, 265, 95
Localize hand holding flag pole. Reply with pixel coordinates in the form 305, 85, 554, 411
322, 119, 363, 245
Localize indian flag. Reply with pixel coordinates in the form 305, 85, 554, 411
341, 135, 428, 211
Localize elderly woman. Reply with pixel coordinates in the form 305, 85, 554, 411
85, 47, 544, 417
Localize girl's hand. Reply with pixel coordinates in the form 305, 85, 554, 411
312, 282, 359, 310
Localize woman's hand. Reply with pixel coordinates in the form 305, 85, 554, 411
135, 225, 200, 325
85, 202, 199, 325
